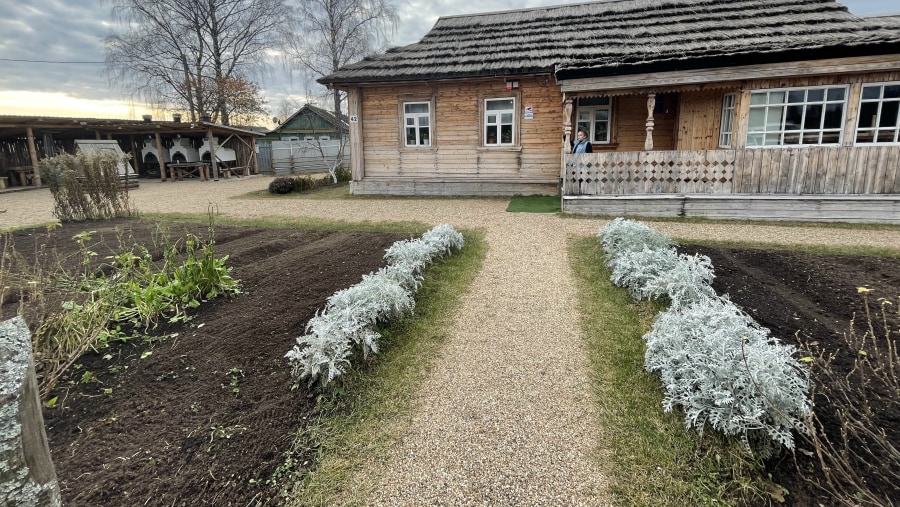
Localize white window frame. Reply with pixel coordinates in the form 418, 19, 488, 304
575, 97, 612, 144
746, 85, 848, 147
856, 81, 900, 145
403, 101, 431, 147
484, 97, 516, 146
719, 93, 736, 148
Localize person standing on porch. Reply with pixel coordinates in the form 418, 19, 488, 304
572, 129, 593, 153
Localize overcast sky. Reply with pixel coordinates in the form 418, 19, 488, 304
0, 0, 896, 121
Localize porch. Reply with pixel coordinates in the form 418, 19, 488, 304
561, 146, 900, 223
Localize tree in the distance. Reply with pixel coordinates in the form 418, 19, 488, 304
104, 0, 288, 125
283, 0, 398, 133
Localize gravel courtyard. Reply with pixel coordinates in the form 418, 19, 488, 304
3, 177, 899, 505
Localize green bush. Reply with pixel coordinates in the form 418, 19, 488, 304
40, 152, 134, 222
268, 177, 296, 194
293, 175, 316, 192
334, 167, 351, 182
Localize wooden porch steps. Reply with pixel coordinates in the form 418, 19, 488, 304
563, 194, 900, 224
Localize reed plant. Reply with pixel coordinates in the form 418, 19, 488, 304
40, 152, 134, 222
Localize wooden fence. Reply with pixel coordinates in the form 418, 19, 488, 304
563, 146, 900, 195
258, 140, 349, 176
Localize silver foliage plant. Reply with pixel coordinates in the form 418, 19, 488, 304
598, 218, 810, 456
285, 224, 465, 387
644, 296, 811, 457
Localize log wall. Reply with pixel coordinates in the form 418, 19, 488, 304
357, 77, 560, 183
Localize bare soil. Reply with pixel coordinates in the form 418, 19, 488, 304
1, 218, 406, 506
4, 219, 898, 506
679, 244, 900, 506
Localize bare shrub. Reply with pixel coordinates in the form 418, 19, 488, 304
797, 290, 899, 506
40, 152, 134, 222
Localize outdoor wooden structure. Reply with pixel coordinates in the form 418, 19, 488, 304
0, 115, 260, 188
320, 0, 900, 222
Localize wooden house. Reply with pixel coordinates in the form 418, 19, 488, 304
260, 104, 349, 142
319, 0, 900, 222
257, 104, 350, 175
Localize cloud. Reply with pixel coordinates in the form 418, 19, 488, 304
0, 0, 894, 119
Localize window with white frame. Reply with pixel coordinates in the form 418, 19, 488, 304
484, 98, 515, 146
746, 86, 847, 147
856, 82, 900, 144
719, 93, 736, 148
575, 96, 611, 144
403, 102, 431, 146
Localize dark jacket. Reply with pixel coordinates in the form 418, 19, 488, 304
571, 138, 593, 153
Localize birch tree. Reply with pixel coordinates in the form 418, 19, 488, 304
283, 0, 398, 131
103, 0, 289, 125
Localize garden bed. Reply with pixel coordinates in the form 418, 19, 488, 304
2, 218, 406, 506
3, 218, 897, 506
679, 244, 900, 506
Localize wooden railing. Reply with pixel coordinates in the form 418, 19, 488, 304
563, 146, 900, 195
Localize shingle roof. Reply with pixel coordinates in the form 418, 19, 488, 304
319, 0, 900, 86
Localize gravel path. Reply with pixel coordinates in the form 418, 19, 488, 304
3, 178, 900, 505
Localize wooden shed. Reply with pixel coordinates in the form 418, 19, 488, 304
0, 115, 260, 189
319, 0, 900, 222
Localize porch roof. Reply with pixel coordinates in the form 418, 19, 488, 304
0, 115, 260, 142
320, 0, 900, 86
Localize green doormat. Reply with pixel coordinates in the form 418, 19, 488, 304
506, 195, 561, 213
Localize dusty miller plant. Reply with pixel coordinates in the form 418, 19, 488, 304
644, 296, 811, 457
609, 247, 716, 309
286, 224, 464, 387
598, 217, 811, 456
598, 217, 673, 266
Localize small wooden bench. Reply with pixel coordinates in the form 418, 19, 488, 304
167, 162, 209, 181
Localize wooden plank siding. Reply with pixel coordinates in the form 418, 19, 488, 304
357, 77, 560, 184
563, 146, 900, 195
676, 89, 722, 151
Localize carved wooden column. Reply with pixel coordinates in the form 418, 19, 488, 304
562, 98, 573, 178
644, 93, 656, 151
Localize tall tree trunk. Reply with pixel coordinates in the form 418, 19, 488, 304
180, 54, 196, 122
208, 0, 229, 125
332, 88, 342, 138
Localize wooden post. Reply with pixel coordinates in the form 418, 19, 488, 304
25, 127, 41, 186
1, 316, 61, 506
207, 128, 219, 181
562, 97, 573, 179
154, 133, 167, 181
733, 88, 751, 149
842, 81, 862, 148
249, 136, 258, 174
645, 93, 656, 151
347, 87, 364, 183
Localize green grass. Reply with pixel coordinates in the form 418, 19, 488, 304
282, 230, 487, 506
570, 236, 772, 506
139, 212, 431, 236
506, 194, 561, 213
